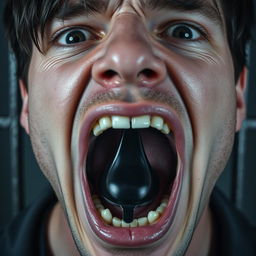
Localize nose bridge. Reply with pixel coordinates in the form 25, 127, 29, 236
108, 15, 152, 65
92, 14, 167, 88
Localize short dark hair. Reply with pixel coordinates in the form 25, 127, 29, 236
220, 0, 255, 80
3, 0, 255, 83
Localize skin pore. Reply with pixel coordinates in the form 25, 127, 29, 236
19, 0, 247, 255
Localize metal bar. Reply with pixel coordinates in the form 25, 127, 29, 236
8, 52, 21, 217
236, 119, 256, 209
0, 117, 11, 128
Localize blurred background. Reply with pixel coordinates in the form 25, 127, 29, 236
0, 1, 256, 229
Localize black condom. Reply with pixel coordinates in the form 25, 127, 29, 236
100, 129, 159, 223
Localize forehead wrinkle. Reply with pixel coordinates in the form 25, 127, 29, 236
122, 1, 147, 17
55, 0, 111, 19
53, 0, 223, 26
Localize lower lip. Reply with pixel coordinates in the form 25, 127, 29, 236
80, 163, 182, 247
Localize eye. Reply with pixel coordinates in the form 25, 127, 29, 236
163, 24, 203, 41
56, 28, 96, 45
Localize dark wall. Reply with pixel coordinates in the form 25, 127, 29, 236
0, 1, 256, 229
0, 0, 13, 227
0, 0, 48, 228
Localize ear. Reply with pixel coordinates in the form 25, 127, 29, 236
235, 67, 248, 132
19, 80, 30, 134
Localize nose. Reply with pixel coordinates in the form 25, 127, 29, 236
92, 15, 167, 88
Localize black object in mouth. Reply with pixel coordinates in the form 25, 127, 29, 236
99, 129, 159, 223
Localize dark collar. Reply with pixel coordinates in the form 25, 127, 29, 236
0, 185, 56, 256
210, 188, 256, 256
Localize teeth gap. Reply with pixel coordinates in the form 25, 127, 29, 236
93, 115, 172, 137
92, 194, 169, 227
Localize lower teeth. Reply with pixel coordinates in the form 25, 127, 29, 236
92, 195, 169, 227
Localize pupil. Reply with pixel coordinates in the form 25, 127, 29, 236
173, 26, 192, 39
66, 31, 86, 44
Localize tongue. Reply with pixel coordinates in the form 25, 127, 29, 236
100, 129, 159, 223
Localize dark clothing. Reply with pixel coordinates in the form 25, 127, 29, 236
0, 187, 56, 256
210, 189, 256, 256
0, 187, 255, 256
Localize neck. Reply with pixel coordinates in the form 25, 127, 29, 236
185, 205, 214, 256
47, 202, 80, 256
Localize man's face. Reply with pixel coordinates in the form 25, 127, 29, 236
20, 0, 246, 255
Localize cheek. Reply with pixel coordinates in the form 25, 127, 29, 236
188, 63, 236, 200
179, 56, 236, 136
167, 53, 237, 192
175, 61, 237, 221
188, 60, 236, 155
28, 57, 89, 137
27, 55, 92, 189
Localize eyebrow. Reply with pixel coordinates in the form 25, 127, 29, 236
55, 0, 222, 26
144, 0, 223, 25
55, 0, 109, 19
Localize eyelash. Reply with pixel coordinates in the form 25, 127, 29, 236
159, 22, 209, 42
50, 26, 100, 46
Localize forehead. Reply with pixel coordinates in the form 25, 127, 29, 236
67, 0, 219, 8
57, 0, 223, 25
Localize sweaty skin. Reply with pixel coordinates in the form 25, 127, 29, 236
19, 0, 247, 255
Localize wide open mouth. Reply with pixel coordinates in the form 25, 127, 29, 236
79, 105, 184, 247
87, 123, 177, 224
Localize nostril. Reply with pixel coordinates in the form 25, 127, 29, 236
96, 69, 122, 87
102, 70, 119, 80
138, 69, 159, 81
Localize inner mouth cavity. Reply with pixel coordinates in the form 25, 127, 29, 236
86, 115, 177, 227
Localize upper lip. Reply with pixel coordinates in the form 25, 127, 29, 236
78, 102, 185, 247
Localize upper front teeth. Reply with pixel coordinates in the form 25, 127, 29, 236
151, 116, 164, 130
93, 115, 171, 136
99, 117, 112, 130
131, 115, 151, 128
112, 116, 130, 129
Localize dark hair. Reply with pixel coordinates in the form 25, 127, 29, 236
220, 0, 255, 80
3, 0, 255, 83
